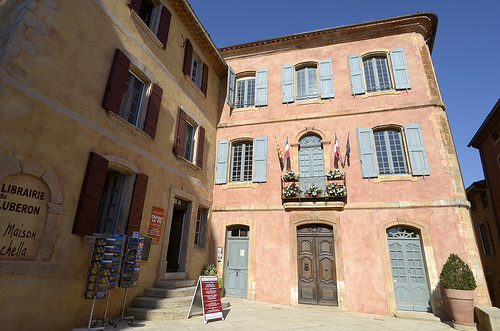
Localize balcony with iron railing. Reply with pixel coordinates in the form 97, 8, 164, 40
281, 170, 347, 210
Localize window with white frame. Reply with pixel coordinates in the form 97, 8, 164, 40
183, 39, 209, 95
120, 72, 146, 126
282, 59, 334, 103
215, 137, 268, 184
356, 123, 430, 178
173, 108, 205, 169
348, 48, 411, 95
194, 208, 208, 247
226, 68, 268, 109
127, 0, 172, 48
182, 120, 196, 162
235, 77, 256, 109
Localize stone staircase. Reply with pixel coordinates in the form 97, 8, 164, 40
125, 272, 199, 320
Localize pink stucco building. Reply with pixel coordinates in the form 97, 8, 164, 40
211, 12, 489, 318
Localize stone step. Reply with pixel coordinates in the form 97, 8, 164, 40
144, 286, 196, 298
155, 279, 197, 289
126, 301, 231, 321
164, 272, 186, 281
133, 296, 193, 309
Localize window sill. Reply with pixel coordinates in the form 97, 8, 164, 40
220, 181, 258, 190
289, 99, 325, 107
185, 75, 206, 98
232, 106, 259, 112
361, 90, 401, 98
373, 174, 418, 182
130, 10, 164, 49
108, 111, 152, 141
175, 154, 200, 172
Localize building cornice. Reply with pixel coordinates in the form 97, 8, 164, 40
468, 99, 500, 149
219, 12, 438, 58
170, 0, 227, 77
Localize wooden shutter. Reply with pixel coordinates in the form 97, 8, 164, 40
215, 140, 229, 184
226, 66, 235, 108
253, 136, 268, 183
102, 49, 130, 115
356, 127, 378, 178
126, 173, 148, 236
348, 54, 365, 95
319, 58, 335, 98
390, 48, 411, 89
72, 152, 109, 235
143, 83, 163, 138
182, 39, 193, 76
196, 126, 205, 169
127, 0, 141, 15
157, 6, 172, 49
173, 107, 186, 156
282, 64, 294, 103
403, 123, 430, 176
255, 68, 268, 106
201, 63, 209, 96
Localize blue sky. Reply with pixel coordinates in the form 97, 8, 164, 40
188, 0, 500, 188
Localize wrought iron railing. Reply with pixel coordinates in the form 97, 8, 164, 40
281, 174, 347, 202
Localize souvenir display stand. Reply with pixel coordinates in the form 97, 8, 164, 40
74, 235, 143, 330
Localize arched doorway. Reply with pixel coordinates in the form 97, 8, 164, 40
298, 134, 325, 197
225, 225, 249, 298
297, 224, 337, 306
387, 226, 431, 312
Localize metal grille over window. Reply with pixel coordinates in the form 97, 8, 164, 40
387, 227, 420, 239
363, 57, 392, 92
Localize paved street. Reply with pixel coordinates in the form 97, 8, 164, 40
103, 298, 459, 331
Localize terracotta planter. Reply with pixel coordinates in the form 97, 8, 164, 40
445, 288, 475, 326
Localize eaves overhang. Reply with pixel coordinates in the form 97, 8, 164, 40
219, 12, 438, 58
170, 0, 227, 77
468, 99, 500, 149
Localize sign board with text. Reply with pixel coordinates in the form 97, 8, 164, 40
147, 206, 164, 244
187, 276, 224, 323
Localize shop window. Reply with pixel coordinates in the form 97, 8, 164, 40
356, 122, 430, 178
102, 49, 163, 138
73, 152, 148, 236
348, 48, 411, 95
173, 107, 205, 168
127, 0, 172, 48
182, 39, 209, 96
214, 137, 268, 184
282, 59, 335, 103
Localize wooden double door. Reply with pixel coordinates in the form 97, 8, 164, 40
297, 225, 337, 306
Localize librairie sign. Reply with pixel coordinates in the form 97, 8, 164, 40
0, 174, 49, 260
187, 276, 224, 323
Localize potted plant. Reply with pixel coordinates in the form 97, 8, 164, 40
282, 169, 299, 181
326, 169, 343, 180
439, 253, 477, 328
326, 184, 346, 197
282, 184, 299, 198
304, 184, 323, 197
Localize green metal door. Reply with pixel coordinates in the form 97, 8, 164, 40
225, 226, 249, 298
387, 227, 431, 312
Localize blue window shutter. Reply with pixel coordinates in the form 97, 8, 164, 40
226, 66, 235, 108
390, 48, 411, 89
403, 123, 430, 176
255, 68, 268, 106
319, 58, 335, 98
282, 64, 294, 103
348, 54, 365, 95
253, 136, 267, 182
215, 140, 229, 184
356, 127, 378, 178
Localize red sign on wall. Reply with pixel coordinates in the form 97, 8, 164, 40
147, 206, 164, 244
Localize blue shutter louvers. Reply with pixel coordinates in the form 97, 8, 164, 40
356, 127, 378, 178
390, 48, 411, 90
403, 123, 430, 176
348, 54, 365, 95
215, 140, 229, 184
255, 68, 268, 106
319, 58, 335, 99
253, 136, 268, 182
282, 64, 294, 103
226, 66, 235, 108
